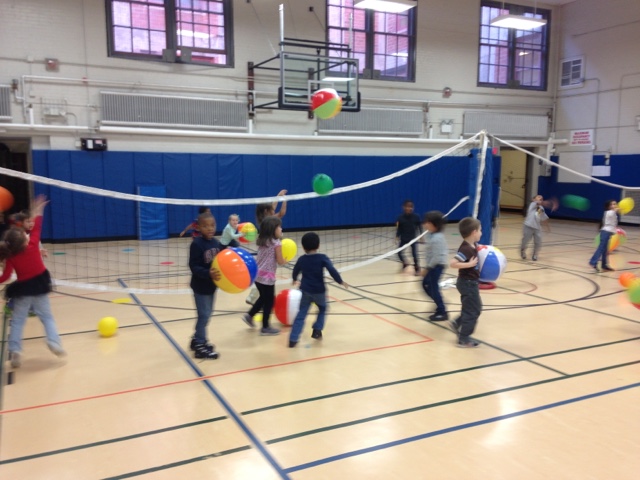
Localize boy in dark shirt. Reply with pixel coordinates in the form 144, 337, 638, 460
288, 232, 348, 348
448, 217, 482, 348
395, 199, 422, 275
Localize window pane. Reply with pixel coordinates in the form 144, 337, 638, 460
114, 26, 133, 52
112, 2, 131, 27
132, 28, 150, 54
131, 3, 149, 28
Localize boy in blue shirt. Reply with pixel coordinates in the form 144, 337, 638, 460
288, 232, 348, 348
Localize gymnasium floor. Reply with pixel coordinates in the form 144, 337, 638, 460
1, 213, 639, 479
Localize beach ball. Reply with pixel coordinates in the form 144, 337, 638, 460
594, 233, 620, 252
477, 245, 507, 282
211, 247, 257, 293
275, 289, 302, 326
618, 272, 636, 288
561, 194, 590, 212
281, 238, 297, 262
238, 222, 257, 243
627, 279, 640, 309
313, 173, 334, 195
619, 197, 634, 215
311, 88, 342, 120
0, 186, 14, 212
98, 316, 119, 337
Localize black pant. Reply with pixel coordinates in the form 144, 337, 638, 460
248, 282, 275, 328
398, 238, 419, 268
455, 278, 482, 341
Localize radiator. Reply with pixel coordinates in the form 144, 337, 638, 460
463, 111, 549, 138
0, 86, 11, 121
100, 91, 248, 130
317, 107, 424, 136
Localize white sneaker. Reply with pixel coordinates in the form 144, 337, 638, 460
10, 351, 22, 368
48, 343, 67, 357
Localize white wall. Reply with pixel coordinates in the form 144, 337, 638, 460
0, 0, 638, 156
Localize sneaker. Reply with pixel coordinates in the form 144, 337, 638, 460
590, 264, 600, 272
429, 312, 449, 321
532, 255, 538, 261
260, 327, 280, 336
602, 265, 615, 272
241, 313, 255, 328
9, 351, 22, 368
194, 344, 219, 359
189, 338, 215, 352
288, 340, 298, 348
457, 339, 480, 348
448, 320, 459, 333
48, 343, 67, 357
520, 250, 526, 260
311, 329, 323, 340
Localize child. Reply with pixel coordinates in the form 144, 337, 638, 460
241, 216, 288, 335
220, 213, 243, 249
0, 195, 65, 368
422, 211, 449, 321
288, 232, 348, 348
589, 199, 619, 272
188, 210, 222, 359
396, 199, 422, 275
520, 195, 556, 261
448, 217, 482, 348
180, 206, 210, 237
246, 189, 288, 305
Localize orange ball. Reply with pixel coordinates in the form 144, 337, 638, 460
618, 272, 636, 288
0, 186, 14, 212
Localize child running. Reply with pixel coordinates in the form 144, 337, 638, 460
448, 217, 482, 348
188, 210, 222, 359
0, 195, 65, 368
589, 199, 619, 272
241, 216, 288, 335
422, 211, 449, 321
288, 232, 348, 348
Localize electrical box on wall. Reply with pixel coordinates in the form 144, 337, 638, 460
80, 138, 108, 151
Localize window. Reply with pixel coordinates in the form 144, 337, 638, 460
106, 0, 233, 67
327, 0, 416, 82
478, 1, 550, 90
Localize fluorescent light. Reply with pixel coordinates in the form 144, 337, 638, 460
354, 0, 416, 14
490, 14, 547, 30
321, 77, 355, 82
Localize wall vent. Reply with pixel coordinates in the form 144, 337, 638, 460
100, 91, 248, 130
463, 111, 549, 139
0, 86, 11, 121
317, 107, 423, 136
560, 56, 584, 89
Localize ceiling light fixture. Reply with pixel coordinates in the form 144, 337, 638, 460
354, 0, 416, 14
490, 1, 547, 30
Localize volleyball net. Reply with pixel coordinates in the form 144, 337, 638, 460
0, 133, 491, 295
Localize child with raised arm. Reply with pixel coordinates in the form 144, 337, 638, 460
520, 194, 557, 261
288, 232, 348, 348
180, 206, 210, 237
422, 211, 449, 321
220, 213, 243, 249
396, 199, 422, 275
589, 199, 619, 272
0, 195, 65, 368
188, 211, 222, 359
241, 216, 288, 335
448, 217, 482, 348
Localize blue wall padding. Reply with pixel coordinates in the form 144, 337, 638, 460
32, 150, 480, 241
538, 154, 639, 220
138, 185, 168, 240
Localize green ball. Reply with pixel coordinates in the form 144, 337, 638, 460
628, 280, 640, 304
561, 194, 590, 212
312, 173, 334, 195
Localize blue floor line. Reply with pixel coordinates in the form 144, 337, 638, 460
119, 279, 290, 480
285, 381, 640, 474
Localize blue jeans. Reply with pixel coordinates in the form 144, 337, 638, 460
422, 265, 446, 314
289, 291, 327, 343
590, 230, 612, 267
455, 278, 482, 341
193, 292, 215, 345
8, 294, 62, 353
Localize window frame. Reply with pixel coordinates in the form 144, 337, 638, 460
106, 0, 234, 68
478, 1, 550, 91
326, 0, 417, 83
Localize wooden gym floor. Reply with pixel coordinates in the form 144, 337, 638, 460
1, 213, 639, 479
